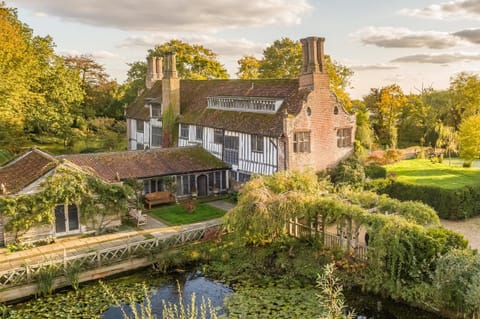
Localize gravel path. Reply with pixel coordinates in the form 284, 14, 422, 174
441, 217, 480, 250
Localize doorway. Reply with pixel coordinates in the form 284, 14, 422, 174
197, 174, 208, 197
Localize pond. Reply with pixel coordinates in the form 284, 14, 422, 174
5, 269, 445, 319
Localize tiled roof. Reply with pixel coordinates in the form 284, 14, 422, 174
126, 79, 309, 137
0, 149, 57, 195
58, 146, 230, 182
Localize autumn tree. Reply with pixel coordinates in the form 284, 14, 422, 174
149, 39, 228, 80
236, 55, 260, 79
449, 72, 480, 129
237, 38, 353, 110
365, 84, 407, 149
459, 115, 480, 166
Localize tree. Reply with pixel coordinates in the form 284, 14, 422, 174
365, 84, 407, 149
449, 72, 480, 129
459, 114, 480, 166
435, 122, 458, 164
149, 39, 228, 80
120, 61, 147, 106
237, 38, 353, 110
353, 100, 374, 150
236, 55, 260, 79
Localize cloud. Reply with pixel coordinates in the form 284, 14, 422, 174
119, 34, 265, 56
453, 28, 480, 43
391, 52, 480, 64
350, 63, 400, 71
353, 27, 462, 49
14, 0, 311, 32
59, 49, 120, 60
400, 0, 480, 20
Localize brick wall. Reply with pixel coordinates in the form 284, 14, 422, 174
287, 72, 355, 172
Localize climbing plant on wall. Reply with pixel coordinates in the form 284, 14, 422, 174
0, 165, 131, 242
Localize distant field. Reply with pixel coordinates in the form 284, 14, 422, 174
385, 159, 480, 189
149, 203, 226, 225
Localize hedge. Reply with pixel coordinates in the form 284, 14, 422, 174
364, 165, 387, 179
365, 179, 480, 220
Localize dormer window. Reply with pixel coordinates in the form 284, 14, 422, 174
207, 96, 283, 114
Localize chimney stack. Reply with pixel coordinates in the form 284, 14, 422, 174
299, 36, 326, 90
146, 56, 163, 89
300, 37, 325, 74
162, 53, 180, 117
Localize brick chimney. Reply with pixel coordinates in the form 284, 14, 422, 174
299, 37, 326, 90
146, 56, 163, 89
162, 53, 180, 116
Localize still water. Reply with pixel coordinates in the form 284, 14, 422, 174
101, 271, 444, 319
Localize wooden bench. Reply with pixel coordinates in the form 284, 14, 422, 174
128, 209, 147, 227
144, 191, 176, 209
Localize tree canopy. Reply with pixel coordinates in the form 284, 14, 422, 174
459, 115, 480, 165
148, 39, 228, 80
236, 37, 353, 110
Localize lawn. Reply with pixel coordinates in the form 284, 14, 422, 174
385, 159, 480, 189
148, 202, 227, 225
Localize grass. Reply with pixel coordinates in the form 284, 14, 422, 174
148, 202, 227, 225
385, 158, 480, 189
0, 149, 12, 165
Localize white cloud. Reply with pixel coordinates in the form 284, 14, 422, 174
350, 63, 400, 71
391, 52, 480, 64
119, 34, 265, 56
353, 27, 463, 49
58, 49, 120, 60
14, 0, 311, 32
400, 0, 480, 20
453, 28, 480, 43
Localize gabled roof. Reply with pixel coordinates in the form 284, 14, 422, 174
57, 146, 230, 182
0, 148, 57, 195
126, 79, 310, 137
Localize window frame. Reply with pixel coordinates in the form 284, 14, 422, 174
213, 129, 223, 144
196, 125, 203, 141
337, 128, 352, 148
293, 131, 311, 153
151, 104, 161, 118
180, 123, 189, 139
251, 135, 264, 153
152, 126, 162, 147
136, 120, 144, 134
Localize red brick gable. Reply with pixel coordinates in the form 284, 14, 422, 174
0, 149, 57, 195
58, 147, 229, 182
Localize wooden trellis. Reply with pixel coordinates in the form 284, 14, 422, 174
0, 223, 219, 289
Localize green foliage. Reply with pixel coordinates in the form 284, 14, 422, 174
162, 102, 177, 148
317, 264, 355, 319
329, 156, 366, 186
449, 72, 480, 129
364, 165, 387, 179
459, 114, 480, 164
353, 100, 375, 150
149, 39, 228, 80
434, 249, 480, 316
0, 166, 130, 243
65, 261, 83, 291
36, 264, 58, 296
371, 179, 480, 219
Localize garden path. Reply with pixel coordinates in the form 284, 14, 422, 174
441, 217, 480, 250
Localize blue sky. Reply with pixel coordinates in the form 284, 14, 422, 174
9, 0, 480, 98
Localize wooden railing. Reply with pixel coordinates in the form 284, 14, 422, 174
288, 218, 369, 261
0, 223, 220, 289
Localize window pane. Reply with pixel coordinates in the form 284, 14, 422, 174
214, 129, 223, 144
68, 205, 79, 231
136, 120, 144, 133
196, 126, 203, 140
152, 126, 162, 147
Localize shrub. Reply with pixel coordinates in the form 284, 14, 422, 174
368, 180, 480, 219
330, 156, 365, 186
364, 165, 387, 179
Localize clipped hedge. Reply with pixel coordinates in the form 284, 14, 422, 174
365, 179, 480, 219
364, 165, 387, 179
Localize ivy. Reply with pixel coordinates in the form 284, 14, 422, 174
0, 165, 132, 243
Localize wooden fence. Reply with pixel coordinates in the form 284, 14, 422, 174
0, 223, 219, 289
288, 218, 369, 261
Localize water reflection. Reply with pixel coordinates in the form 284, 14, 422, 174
103, 272, 232, 319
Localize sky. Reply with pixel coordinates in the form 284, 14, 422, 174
8, 0, 480, 98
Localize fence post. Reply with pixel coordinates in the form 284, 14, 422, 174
295, 218, 299, 238
97, 250, 102, 268
63, 248, 67, 271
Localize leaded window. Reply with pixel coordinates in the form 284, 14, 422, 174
251, 135, 264, 153
224, 135, 239, 165
293, 132, 310, 153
